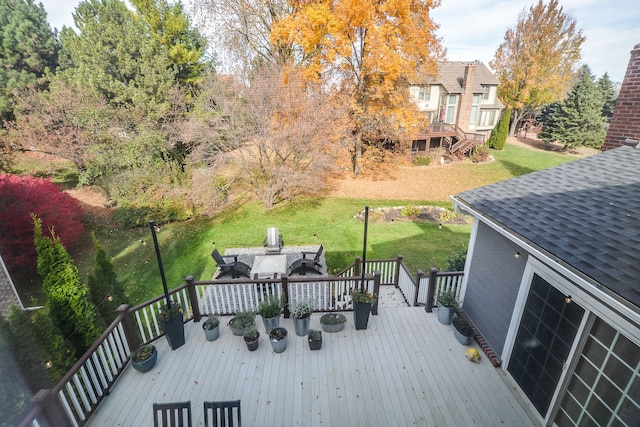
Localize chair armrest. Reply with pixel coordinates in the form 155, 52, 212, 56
221, 254, 238, 262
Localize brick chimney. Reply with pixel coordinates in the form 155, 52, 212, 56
456, 62, 477, 132
603, 43, 640, 150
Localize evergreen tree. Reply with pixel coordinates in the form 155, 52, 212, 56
487, 108, 511, 150
131, 0, 207, 87
59, 0, 176, 120
87, 235, 130, 325
539, 65, 606, 149
0, 0, 59, 123
597, 72, 617, 121
33, 216, 105, 358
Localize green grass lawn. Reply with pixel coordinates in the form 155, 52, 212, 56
11, 143, 584, 305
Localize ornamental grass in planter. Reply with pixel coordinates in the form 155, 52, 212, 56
258, 295, 284, 333
202, 315, 220, 341
308, 329, 322, 350
320, 313, 346, 333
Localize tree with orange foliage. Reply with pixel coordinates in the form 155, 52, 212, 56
271, 0, 444, 175
490, 0, 584, 136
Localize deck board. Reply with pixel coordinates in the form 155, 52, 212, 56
86, 307, 535, 427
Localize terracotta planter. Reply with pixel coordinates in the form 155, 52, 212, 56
353, 302, 371, 330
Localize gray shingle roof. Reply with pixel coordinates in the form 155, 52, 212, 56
455, 146, 640, 308
414, 61, 500, 92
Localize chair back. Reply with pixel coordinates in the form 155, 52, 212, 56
211, 249, 225, 265
204, 400, 241, 427
153, 401, 192, 427
314, 244, 324, 261
265, 227, 282, 254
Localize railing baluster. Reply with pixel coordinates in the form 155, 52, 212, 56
58, 389, 79, 427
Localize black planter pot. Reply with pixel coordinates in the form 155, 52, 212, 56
161, 316, 185, 350
353, 302, 372, 330
308, 337, 322, 350
245, 333, 260, 351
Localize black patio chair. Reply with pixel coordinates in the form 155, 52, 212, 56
203, 400, 241, 427
153, 401, 192, 427
211, 249, 250, 279
289, 244, 324, 276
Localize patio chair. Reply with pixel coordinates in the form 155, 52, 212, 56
203, 400, 241, 427
211, 249, 251, 279
263, 227, 283, 254
153, 401, 192, 427
289, 244, 324, 276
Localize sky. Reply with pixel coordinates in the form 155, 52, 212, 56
39, 0, 639, 83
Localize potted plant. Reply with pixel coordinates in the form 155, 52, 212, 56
244, 327, 260, 351
452, 315, 474, 345
308, 329, 322, 350
258, 294, 284, 333
436, 289, 458, 325
130, 344, 157, 373
158, 301, 185, 350
202, 315, 220, 341
320, 312, 346, 333
268, 327, 288, 353
350, 288, 377, 330
229, 310, 256, 336
290, 297, 314, 336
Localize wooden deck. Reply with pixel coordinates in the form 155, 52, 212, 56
86, 306, 535, 427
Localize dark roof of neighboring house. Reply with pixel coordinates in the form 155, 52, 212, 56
414, 61, 500, 93
454, 146, 640, 308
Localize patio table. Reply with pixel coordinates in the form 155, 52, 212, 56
250, 254, 287, 279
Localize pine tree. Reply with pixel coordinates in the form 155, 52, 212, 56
0, 0, 59, 122
597, 72, 617, 121
539, 66, 606, 149
487, 108, 511, 150
33, 216, 105, 358
87, 235, 130, 325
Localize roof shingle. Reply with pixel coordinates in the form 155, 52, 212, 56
455, 146, 640, 308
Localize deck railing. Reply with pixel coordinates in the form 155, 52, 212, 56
21, 256, 462, 427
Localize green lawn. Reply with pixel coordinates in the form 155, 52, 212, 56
12, 143, 584, 305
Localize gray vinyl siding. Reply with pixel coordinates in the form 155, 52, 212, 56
463, 222, 527, 357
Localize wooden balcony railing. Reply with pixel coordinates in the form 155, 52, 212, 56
20, 256, 463, 427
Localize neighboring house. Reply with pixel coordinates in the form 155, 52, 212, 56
451, 145, 640, 426
409, 61, 504, 156
0, 254, 23, 318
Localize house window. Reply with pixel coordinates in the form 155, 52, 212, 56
482, 85, 491, 100
507, 274, 585, 417
445, 94, 457, 123
470, 95, 480, 124
418, 86, 430, 101
479, 110, 496, 126
554, 318, 640, 426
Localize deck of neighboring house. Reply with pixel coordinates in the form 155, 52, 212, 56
86, 304, 535, 426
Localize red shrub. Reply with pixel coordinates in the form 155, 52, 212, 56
0, 174, 84, 270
